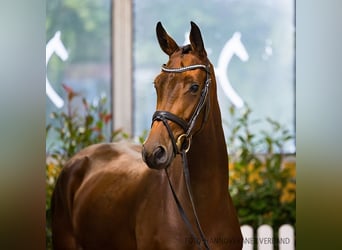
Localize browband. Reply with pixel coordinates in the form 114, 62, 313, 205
161, 64, 208, 73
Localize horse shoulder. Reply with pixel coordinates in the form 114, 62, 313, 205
68, 142, 148, 203
52, 141, 142, 213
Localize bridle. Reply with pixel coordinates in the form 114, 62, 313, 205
152, 63, 211, 155
151, 63, 212, 250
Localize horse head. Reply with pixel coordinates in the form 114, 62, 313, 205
142, 22, 213, 170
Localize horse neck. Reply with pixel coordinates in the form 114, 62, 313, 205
186, 73, 229, 201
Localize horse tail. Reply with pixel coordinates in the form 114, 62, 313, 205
51, 156, 90, 250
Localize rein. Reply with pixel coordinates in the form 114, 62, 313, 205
152, 64, 211, 250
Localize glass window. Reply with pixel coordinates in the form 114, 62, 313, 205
133, 0, 295, 152
46, 0, 112, 147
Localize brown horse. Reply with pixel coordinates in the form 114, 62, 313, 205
51, 22, 242, 250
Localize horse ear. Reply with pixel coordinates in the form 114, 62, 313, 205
156, 22, 179, 56
189, 21, 207, 58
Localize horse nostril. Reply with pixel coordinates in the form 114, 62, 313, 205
142, 144, 170, 169
153, 146, 167, 162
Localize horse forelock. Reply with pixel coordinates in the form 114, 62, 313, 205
181, 44, 192, 54
167, 47, 208, 69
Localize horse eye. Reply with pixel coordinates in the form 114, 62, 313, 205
189, 83, 200, 93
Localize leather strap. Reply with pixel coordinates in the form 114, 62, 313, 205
153, 111, 189, 132
165, 169, 202, 249
181, 150, 210, 250
165, 150, 210, 250
152, 111, 180, 155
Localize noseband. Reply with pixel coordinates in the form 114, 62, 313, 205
152, 63, 211, 155
151, 63, 212, 250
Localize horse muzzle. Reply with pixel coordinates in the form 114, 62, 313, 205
142, 121, 176, 170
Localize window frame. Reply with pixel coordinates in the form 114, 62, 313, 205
111, 0, 133, 135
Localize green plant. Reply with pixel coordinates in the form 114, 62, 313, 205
46, 85, 128, 161
226, 104, 295, 232
45, 85, 126, 249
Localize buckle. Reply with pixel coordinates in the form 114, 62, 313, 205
176, 134, 192, 153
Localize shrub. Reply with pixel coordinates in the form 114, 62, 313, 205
226, 105, 296, 231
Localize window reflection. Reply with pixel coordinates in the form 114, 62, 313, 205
46, 0, 112, 147
133, 0, 295, 152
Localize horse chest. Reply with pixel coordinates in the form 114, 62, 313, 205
134, 185, 197, 249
